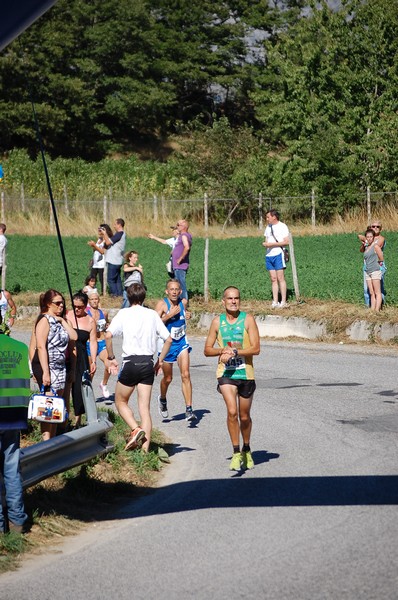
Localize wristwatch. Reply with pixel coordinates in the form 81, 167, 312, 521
233, 348, 238, 357
108, 355, 115, 360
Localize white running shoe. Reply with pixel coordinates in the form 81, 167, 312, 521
100, 382, 110, 399
158, 395, 168, 419
271, 301, 280, 308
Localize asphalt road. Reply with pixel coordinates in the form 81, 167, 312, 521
1, 334, 398, 600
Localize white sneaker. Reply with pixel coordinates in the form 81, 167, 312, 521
100, 382, 110, 399
279, 301, 288, 308
271, 301, 280, 308
158, 395, 168, 419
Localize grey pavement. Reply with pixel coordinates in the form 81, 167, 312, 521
1, 333, 398, 600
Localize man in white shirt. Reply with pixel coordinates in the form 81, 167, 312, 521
105, 283, 172, 452
262, 210, 290, 308
0, 223, 7, 280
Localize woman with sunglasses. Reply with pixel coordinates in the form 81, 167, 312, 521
29, 289, 77, 441
66, 291, 97, 428
358, 221, 386, 306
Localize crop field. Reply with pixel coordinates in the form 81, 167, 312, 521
4, 233, 398, 306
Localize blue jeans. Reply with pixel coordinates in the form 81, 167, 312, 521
121, 289, 129, 309
107, 263, 123, 297
0, 429, 27, 532
174, 269, 188, 301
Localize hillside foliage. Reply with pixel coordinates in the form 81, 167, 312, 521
1, 0, 397, 221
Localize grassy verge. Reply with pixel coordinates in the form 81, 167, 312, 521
5, 232, 398, 305
0, 410, 171, 574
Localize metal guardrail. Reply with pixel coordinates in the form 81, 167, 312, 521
20, 374, 114, 489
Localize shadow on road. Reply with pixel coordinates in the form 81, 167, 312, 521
121, 474, 398, 519
28, 472, 398, 525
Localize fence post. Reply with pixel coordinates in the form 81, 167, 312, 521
103, 195, 108, 224
311, 189, 316, 228
258, 192, 263, 230
204, 193, 209, 302
161, 195, 166, 221
153, 195, 158, 223
21, 182, 25, 212
63, 184, 69, 217
49, 200, 54, 233
289, 232, 300, 301
367, 186, 371, 223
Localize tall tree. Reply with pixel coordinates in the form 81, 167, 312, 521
251, 0, 398, 213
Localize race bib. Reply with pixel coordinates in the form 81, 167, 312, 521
225, 356, 245, 373
170, 324, 185, 340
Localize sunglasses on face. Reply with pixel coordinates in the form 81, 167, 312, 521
371, 225, 381, 228
52, 301, 64, 306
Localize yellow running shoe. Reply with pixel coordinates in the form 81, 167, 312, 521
229, 452, 243, 471
242, 450, 254, 470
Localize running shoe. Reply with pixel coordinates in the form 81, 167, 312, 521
99, 382, 110, 399
185, 406, 196, 421
125, 427, 146, 451
271, 301, 280, 308
158, 395, 168, 419
241, 450, 254, 470
229, 452, 243, 471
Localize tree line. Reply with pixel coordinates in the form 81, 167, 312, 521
0, 0, 397, 221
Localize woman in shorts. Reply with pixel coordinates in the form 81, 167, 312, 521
362, 228, 384, 312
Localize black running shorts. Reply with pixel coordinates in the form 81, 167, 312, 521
118, 355, 155, 387
217, 377, 256, 399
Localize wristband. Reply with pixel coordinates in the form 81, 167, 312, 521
108, 355, 115, 360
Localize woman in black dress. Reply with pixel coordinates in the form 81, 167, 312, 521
66, 291, 97, 427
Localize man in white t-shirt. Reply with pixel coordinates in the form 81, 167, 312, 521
105, 283, 172, 452
262, 210, 290, 308
0, 223, 8, 280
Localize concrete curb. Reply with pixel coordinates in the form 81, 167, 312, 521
15, 306, 398, 343
195, 312, 398, 343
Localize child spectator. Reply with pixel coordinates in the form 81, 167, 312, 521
83, 275, 98, 297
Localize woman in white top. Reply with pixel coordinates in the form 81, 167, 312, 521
87, 224, 112, 295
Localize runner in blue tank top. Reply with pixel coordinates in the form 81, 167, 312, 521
86, 292, 112, 400
155, 279, 195, 422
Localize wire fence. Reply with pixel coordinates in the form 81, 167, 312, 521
2, 187, 398, 230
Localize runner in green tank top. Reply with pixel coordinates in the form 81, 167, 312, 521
204, 286, 260, 472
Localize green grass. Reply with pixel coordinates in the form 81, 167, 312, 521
5, 232, 398, 305
0, 409, 170, 572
